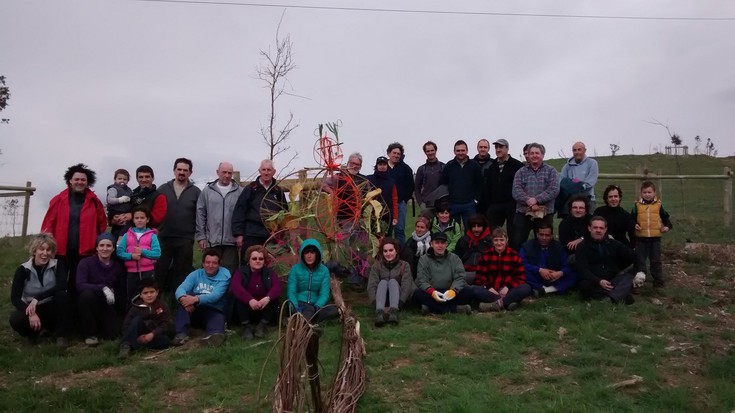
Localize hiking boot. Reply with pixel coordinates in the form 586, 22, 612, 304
117, 344, 131, 360
455, 304, 472, 315
506, 302, 520, 311
241, 325, 255, 340
421, 305, 430, 315
55, 337, 68, 349
254, 322, 267, 339
374, 310, 386, 327
84, 336, 99, 347
172, 333, 189, 346
479, 300, 503, 312
386, 308, 399, 325
202, 333, 226, 347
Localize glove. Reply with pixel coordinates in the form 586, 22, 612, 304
444, 289, 457, 301
633, 272, 646, 288
119, 196, 131, 203
430, 290, 446, 302
102, 287, 115, 305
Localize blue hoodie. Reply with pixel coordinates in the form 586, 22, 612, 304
175, 266, 231, 312
287, 238, 331, 308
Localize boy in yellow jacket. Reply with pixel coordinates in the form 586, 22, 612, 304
631, 181, 673, 289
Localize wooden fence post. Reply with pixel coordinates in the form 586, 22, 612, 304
22, 181, 32, 240
724, 167, 732, 227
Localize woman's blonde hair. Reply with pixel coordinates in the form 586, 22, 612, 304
28, 233, 57, 257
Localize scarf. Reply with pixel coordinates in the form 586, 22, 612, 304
466, 227, 491, 249
411, 231, 431, 256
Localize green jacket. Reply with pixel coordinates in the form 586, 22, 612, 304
416, 249, 467, 292
287, 239, 331, 308
431, 217, 462, 252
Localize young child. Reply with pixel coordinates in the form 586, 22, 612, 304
117, 206, 161, 305
118, 278, 171, 359
631, 181, 673, 289
106, 169, 133, 239
367, 238, 415, 327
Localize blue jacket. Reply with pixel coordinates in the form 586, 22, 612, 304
175, 267, 231, 312
287, 238, 331, 308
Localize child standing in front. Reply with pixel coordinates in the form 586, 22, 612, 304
117, 278, 171, 359
107, 169, 133, 239
117, 206, 161, 305
631, 181, 673, 289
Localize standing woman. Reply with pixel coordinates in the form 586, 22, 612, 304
42, 163, 107, 296
9, 233, 73, 347
76, 233, 126, 346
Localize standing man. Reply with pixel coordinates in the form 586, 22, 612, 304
561, 141, 599, 210
439, 140, 483, 230
474, 139, 493, 214
484, 138, 524, 231
576, 216, 635, 304
118, 166, 167, 228
196, 162, 242, 275
414, 141, 445, 213
386, 143, 414, 244
232, 160, 287, 265
511, 143, 560, 251
156, 158, 202, 292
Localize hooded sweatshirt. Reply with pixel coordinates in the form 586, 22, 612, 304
287, 238, 331, 308
175, 266, 231, 312
560, 156, 599, 202
122, 294, 172, 338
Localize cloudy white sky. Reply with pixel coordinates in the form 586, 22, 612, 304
2, 0, 734, 234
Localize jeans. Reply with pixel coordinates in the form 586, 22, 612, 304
174, 304, 226, 335
449, 201, 477, 231
394, 201, 408, 244
486, 201, 516, 231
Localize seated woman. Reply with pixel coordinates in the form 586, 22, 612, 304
558, 195, 592, 261
367, 238, 415, 326
472, 228, 532, 311
76, 233, 126, 346
453, 214, 493, 284
594, 185, 634, 247
402, 216, 431, 279
431, 199, 462, 252
9, 233, 72, 347
287, 239, 339, 323
231, 245, 282, 340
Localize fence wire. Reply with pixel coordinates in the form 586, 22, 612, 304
0, 196, 25, 238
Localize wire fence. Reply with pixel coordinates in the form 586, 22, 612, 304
0, 182, 34, 239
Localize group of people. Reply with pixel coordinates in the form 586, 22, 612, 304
10, 138, 674, 352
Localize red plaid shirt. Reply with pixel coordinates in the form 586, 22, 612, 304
474, 247, 526, 290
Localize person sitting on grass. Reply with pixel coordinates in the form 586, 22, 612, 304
287, 239, 339, 323
472, 228, 532, 311
431, 199, 462, 252
576, 216, 636, 304
453, 213, 494, 284
520, 223, 576, 296
118, 278, 172, 359
412, 231, 473, 315
9, 233, 72, 348
76, 233, 125, 347
367, 237, 416, 327
172, 248, 231, 347
231, 245, 282, 340
593, 184, 634, 247
402, 216, 431, 279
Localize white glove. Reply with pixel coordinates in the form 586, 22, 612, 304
102, 287, 115, 305
633, 272, 646, 288
119, 196, 131, 203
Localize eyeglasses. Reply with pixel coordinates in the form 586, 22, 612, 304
437, 210, 450, 214
250, 257, 265, 261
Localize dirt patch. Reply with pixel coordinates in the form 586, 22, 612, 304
521, 349, 571, 378
681, 243, 735, 267
39, 366, 126, 389
386, 358, 412, 370
162, 369, 198, 408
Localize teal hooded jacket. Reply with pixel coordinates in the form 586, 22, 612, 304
287, 238, 331, 308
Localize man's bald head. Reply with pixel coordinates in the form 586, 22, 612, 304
572, 141, 587, 162
217, 162, 234, 185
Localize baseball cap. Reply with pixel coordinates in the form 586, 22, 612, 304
493, 139, 509, 147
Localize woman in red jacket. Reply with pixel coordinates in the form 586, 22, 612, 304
41, 163, 107, 296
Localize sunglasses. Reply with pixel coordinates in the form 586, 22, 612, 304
250, 257, 265, 261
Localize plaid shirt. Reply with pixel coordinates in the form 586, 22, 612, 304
474, 247, 526, 290
512, 163, 560, 214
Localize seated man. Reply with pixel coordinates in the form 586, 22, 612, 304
172, 248, 231, 346
558, 195, 592, 262
453, 213, 493, 284
575, 216, 636, 304
520, 223, 576, 295
472, 228, 532, 311
412, 232, 472, 314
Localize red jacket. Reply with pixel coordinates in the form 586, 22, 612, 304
474, 247, 526, 290
41, 188, 107, 256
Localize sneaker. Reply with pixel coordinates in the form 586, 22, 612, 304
172, 333, 189, 346
506, 302, 520, 311
421, 305, 430, 315
241, 325, 254, 340
374, 310, 387, 327
386, 308, 399, 325
479, 300, 503, 312
254, 322, 267, 339
455, 304, 472, 315
117, 344, 131, 360
55, 337, 69, 349
84, 336, 99, 347
202, 333, 226, 347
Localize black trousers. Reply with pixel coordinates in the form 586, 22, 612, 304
120, 316, 170, 350
578, 271, 634, 303
234, 298, 280, 325
77, 289, 120, 339
9, 291, 73, 338
155, 237, 195, 293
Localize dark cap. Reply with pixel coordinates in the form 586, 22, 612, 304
375, 156, 389, 166
493, 138, 509, 147
96, 232, 116, 246
431, 231, 448, 242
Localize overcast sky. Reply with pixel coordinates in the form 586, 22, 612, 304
2, 0, 734, 235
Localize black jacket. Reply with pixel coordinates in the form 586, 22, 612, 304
157, 180, 202, 239
576, 237, 635, 284
440, 158, 483, 204
484, 156, 524, 204
232, 178, 287, 239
